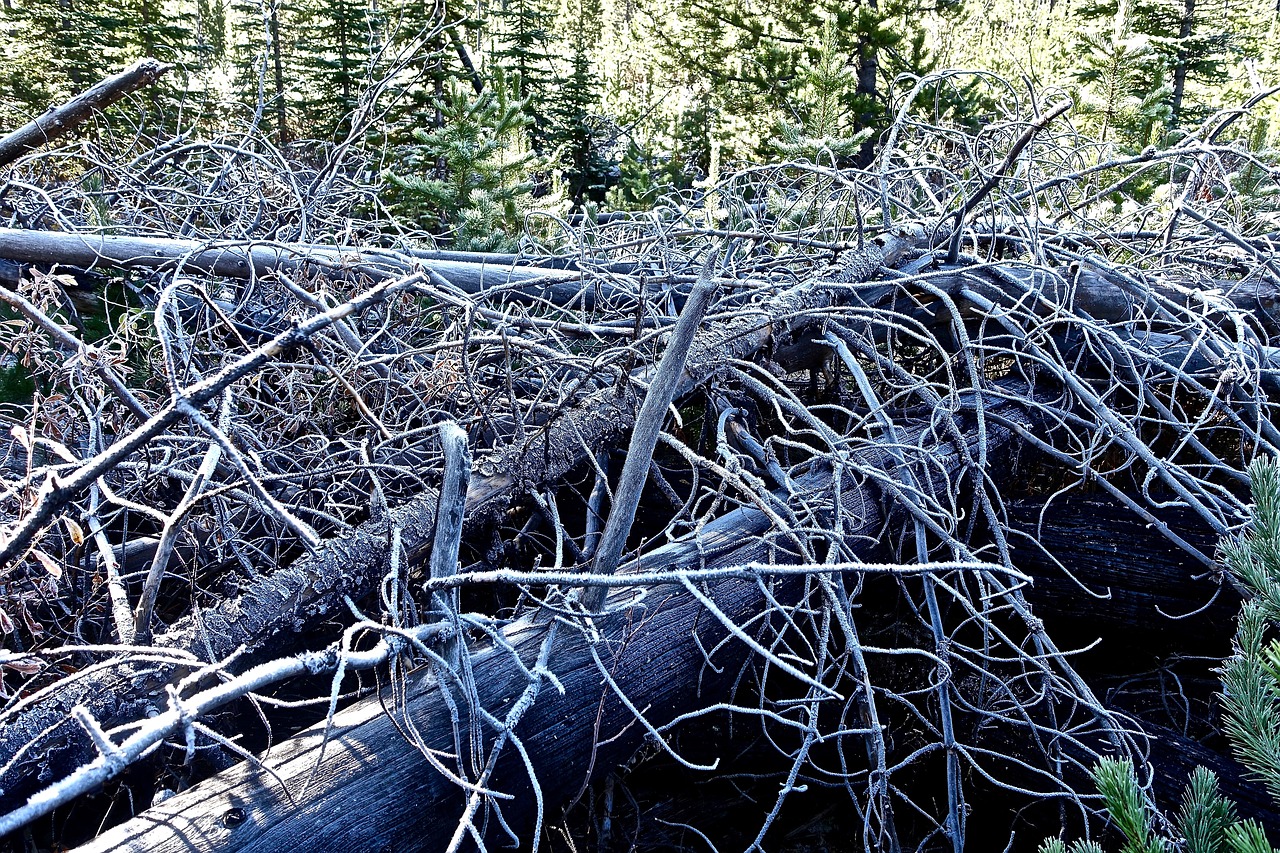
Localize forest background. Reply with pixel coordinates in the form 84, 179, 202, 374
2, 0, 1276, 250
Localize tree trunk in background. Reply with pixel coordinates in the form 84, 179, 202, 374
270, 0, 288, 143
1170, 0, 1196, 124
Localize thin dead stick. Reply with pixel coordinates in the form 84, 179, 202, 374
87, 486, 136, 642
132, 441, 222, 645
0, 620, 450, 839
945, 100, 1072, 263
0, 271, 424, 570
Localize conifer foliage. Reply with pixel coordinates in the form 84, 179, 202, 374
1072, 0, 1174, 149
384, 73, 535, 250
769, 20, 873, 165
0, 0, 195, 131
297, 0, 378, 138
2, 0, 1276, 240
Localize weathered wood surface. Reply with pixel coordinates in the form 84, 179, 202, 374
0, 229, 925, 815
1008, 495, 1237, 646
0, 60, 172, 170
72, 400, 1005, 853
2, 222, 1268, 846
71, 433, 1262, 853
2, 224, 1253, 818
0, 227, 589, 302
881, 263, 1280, 338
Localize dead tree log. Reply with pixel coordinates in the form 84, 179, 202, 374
0, 60, 172, 170
0, 225, 1256, 819
0, 229, 927, 816
1008, 495, 1237, 648
0, 230, 1260, 826
71, 404, 1017, 853
0, 227, 592, 303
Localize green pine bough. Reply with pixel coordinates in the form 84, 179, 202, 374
1043, 459, 1280, 853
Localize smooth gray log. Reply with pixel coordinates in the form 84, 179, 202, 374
0, 228, 595, 303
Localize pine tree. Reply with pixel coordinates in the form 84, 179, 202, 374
379, 0, 483, 154
297, 0, 380, 139
383, 72, 536, 250
0, 0, 196, 134
1072, 0, 1241, 139
0, 0, 122, 125
545, 0, 615, 210
231, 0, 303, 141
195, 0, 230, 61
492, 0, 553, 148
768, 20, 873, 165
642, 0, 921, 166
1218, 458, 1280, 808
1072, 0, 1174, 150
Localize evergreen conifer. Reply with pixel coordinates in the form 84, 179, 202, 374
384, 71, 536, 250
542, 0, 618, 209
492, 0, 554, 149
231, 0, 303, 141
297, 0, 380, 138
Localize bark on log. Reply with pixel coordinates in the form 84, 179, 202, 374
1145, 722, 1280, 837
0, 60, 172, 170
405, 247, 636, 275
876, 263, 1280, 332
71, 404, 1003, 853
0, 229, 926, 815
1007, 497, 1280, 833
1008, 495, 1238, 649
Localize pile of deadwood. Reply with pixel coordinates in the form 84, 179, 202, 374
1, 69, 1280, 852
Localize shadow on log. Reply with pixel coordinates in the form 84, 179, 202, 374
72, 405, 1014, 853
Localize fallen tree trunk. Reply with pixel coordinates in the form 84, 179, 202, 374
73, 408, 1261, 852
71, 405, 1013, 853
0, 225, 1251, 818
539, 493, 1276, 850
0, 227, 592, 303
1008, 494, 1237, 648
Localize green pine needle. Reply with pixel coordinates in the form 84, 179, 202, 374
1177, 767, 1236, 853
1225, 820, 1277, 853
1092, 758, 1164, 853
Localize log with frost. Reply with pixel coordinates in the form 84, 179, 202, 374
71, 400, 1028, 853
0, 228, 927, 815
852, 256, 1280, 332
